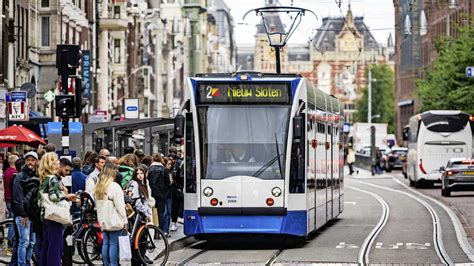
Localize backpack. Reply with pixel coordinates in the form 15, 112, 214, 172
119, 165, 134, 189
20, 177, 41, 221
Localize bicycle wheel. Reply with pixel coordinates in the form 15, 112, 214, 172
0, 219, 14, 264
67, 218, 86, 264
81, 226, 102, 265
136, 224, 169, 265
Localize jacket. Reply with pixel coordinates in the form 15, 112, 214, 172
96, 182, 128, 231
147, 162, 169, 201
11, 166, 37, 217
119, 165, 135, 189
347, 149, 356, 164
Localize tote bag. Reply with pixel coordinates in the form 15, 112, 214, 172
42, 177, 72, 225
118, 233, 132, 262
96, 195, 124, 231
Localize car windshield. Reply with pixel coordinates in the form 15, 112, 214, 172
197, 105, 290, 180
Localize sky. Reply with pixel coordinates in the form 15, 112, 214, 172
224, 0, 395, 46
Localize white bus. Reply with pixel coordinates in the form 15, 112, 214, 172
404, 110, 473, 187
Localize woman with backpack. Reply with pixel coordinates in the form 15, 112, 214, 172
38, 152, 76, 266
95, 163, 128, 266
118, 153, 139, 189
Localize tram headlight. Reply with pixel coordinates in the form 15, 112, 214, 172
203, 187, 214, 197
271, 187, 282, 197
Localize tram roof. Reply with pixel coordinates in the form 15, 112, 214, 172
192, 72, 302, 81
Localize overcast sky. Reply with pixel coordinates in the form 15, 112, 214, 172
224, 0, 395, 46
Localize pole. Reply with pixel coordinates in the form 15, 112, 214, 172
275, 47, 281, 73
367, 67, 372, 124
59, 48, 72, 266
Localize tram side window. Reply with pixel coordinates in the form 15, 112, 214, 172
290, 112, 306, 193
185, 113, 196, 193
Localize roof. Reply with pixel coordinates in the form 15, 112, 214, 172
288, 44, 310, 61
311, 16, 380, 51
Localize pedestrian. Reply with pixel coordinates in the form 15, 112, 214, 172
38, 152, 76, 266
162, 157, 174, 236
134, 149, 145, 163
141, 156, 152, 168
347, 146, 357, 175
375, 147, 383, 175
118, 153, 139, 189
170, 154, 184, 232
99, 148, 111, 158
71, 157, 87, 218
11, 151, 39, 266
95, 163, 128, 266
147, 154, 169, 235
82, 151, 98, 176
126, 167, 154, 220
85, 155, 107, 196
59, 158, 72, 178
124, 147, 135, 155
3, 154, 18, 256
44, 143, 56, 153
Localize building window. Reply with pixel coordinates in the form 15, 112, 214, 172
41, 0, 49, 7
114, 39, 121, 63
41, 16, 50, 47
114, 6, 121, 19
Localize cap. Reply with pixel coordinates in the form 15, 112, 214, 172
24, 151, 38, 161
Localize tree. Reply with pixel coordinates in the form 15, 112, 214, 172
355, 64, 395, 133
417, 23, 474, 114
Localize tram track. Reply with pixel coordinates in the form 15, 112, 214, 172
346, 185, 390, 265
352, 179, 454, 265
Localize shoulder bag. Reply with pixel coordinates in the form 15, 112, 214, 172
42, 176, 72, 225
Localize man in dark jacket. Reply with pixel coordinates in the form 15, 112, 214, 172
11, 151, 38, 266
147, 154, 169, 235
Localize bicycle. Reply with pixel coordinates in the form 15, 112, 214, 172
127, 199, 169, 265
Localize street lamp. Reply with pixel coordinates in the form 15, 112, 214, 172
243, 6, 317, 73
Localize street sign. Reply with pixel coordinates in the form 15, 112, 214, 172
44, 90, 56, 102
89, 114, 109, 123
124, 98, 139, 119
10, 91, 27, 102
466, 66, 474, 78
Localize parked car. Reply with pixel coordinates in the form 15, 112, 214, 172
439, 158, 474, 197
384, 147, 408, 172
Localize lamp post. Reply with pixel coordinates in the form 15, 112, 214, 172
243, 6, 317, 74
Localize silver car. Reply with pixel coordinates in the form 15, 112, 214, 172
439, 158, 474, 197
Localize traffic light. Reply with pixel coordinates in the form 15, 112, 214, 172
55, 95, 76, 118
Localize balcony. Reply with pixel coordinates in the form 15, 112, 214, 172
100, 16, 128, 31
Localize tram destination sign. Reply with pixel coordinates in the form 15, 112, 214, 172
197, 82, 291, 104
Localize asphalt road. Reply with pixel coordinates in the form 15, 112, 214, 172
167, 171, 474, 265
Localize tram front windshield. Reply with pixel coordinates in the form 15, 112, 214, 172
197, 106, 290, 180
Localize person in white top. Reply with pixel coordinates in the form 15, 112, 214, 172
126, 166, 155, 221
85, 155, 106, 196
94, 163, 127, 266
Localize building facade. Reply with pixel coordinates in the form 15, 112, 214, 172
393, 0, 474, 139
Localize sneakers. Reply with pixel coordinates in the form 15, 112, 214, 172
170, 222, 177, 231
177, 217, 184, 224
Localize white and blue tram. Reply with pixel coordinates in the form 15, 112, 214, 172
174, 73, 344, 237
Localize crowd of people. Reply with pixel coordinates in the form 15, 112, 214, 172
1, 143, 184, 266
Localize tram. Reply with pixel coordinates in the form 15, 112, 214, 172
174, 72, 344, 237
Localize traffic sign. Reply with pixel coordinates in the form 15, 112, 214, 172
44, 90, 56, 102
124, 98, 139, 119
467, 66, 474, 78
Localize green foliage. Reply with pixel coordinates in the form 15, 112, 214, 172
417, 23, 474, 114
355, 64, 395, 133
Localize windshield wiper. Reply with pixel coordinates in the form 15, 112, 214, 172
253, 133, 284, 179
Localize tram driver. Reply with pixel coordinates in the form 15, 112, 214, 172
222, 144, 256, 163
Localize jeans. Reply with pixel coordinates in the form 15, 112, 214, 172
163, 196, 172, 234
40, 220, 63, 266
6, 202, 14, 245
102, 230, 122, 266
15, 217, 36, 266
